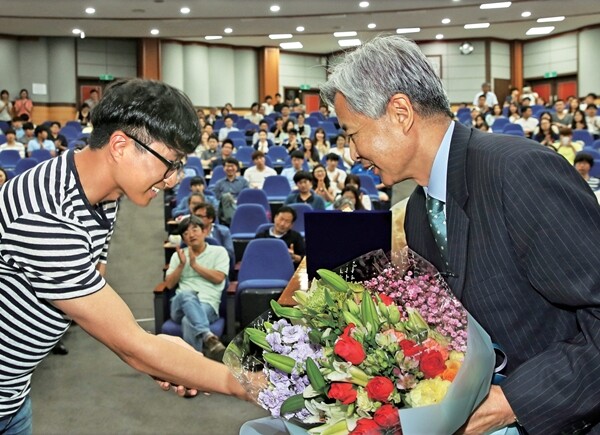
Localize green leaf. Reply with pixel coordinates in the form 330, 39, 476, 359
280, 394, 306, 415
306, 357, 327, 393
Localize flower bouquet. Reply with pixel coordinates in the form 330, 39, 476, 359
225, 248, 495, 434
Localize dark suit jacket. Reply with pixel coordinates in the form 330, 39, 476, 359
405, 123, 600, 434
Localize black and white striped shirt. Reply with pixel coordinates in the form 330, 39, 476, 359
0, 151, 118, 417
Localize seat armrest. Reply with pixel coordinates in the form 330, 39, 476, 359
153, 282, 175, 335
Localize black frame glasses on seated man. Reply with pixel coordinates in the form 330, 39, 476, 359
124, 132, 184, 180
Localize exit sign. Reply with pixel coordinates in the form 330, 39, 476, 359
543, 71, 558, 78
99, 74, 114, 81
299, 84, 311, 90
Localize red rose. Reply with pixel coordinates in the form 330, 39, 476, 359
419, 350, 447, 379
351, 418, 381, 435
373, 404, 401, 430
327, 383, 357, 405
366, 376, 395, 402
334, 325, 366, 365
399, 339, 424, 360
378, 294, 394, 306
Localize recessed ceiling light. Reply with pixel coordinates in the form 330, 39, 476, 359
180, 7, 190, 14
338, 39, 362, 47
85, 7, 95, 14
280, 41, 303, 50
521, 11, 532, 18
480, 2, 512, 9
150, 29, 160, 35
526, 26, 555, 35
464, 22, 490, 29
436, 34, 444, 39
269, 34, 293, 40
537, 16, 565, 23
334, 31, 358, 38
205, 35, 223, 40
368, 23, 377, 29
396, 27, 421, 34
270, 5, 280, 12
296, 26, 305, 32
359, 1, 369, 7
224, 27, 233, 33
442, 18, 451, 24
72, 28, 82, 34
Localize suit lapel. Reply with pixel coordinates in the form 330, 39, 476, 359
406, 187, 445, 271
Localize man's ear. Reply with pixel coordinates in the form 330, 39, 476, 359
387, 93, 414, 134
107, 131, 130, 163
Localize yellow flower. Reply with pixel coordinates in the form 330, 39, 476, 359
405, 378, 451, 408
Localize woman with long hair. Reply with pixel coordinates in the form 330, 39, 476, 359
313, 127, 330, 159
312, 164, 335, 205
340, 185, 364, 210
302, 137, 320, 169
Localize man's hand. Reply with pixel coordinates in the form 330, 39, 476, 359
176, 247, 186, 265
153, 334, 200, 397
455, 385, 517, 435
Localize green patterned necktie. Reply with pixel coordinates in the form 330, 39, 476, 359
426, 194, 449, 267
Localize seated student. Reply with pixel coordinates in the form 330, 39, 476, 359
11, 117, 25, 140
571, 109, 588, 131
48, 121, 69, 155
244, 102, 263, 125
252, 120, 275, 144
193, 203, 234, 264
201, 134, 219, 169
281, 150, 306, 189
212, 157, 249, 201
253, 130, 272, 153
211, 139, 234, 169
295, 113, 311, 139
244, 150, 277, 189
533, 117, 560, 148
255, 206, 305, 267
551, 99, 573, 127
284, 171, 326, 210
344, 174, 372, 210
173, 192, 205, 221
270, 116, 287, 145
339, 185, 365, 210
172, 176, 215, 218
585, 104, 600, 138
515, 106, 538, 138
283, 128, 301, 154
329, 134, 354, 168
0, 128, 26, 158
20, 122, 35, 146
217, 116, 239, 142
164, 216, 229, 361
574, 152, 600, 191
555, 127, 584, 165
325, 153, 347, 193
332, 196, 355, 212
76, 103, 92, 127
313, 128, 330, 159
312, 164, 336, 206
27, 125, 57, 157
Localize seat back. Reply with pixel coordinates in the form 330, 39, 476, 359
208, 165, 226, 189
572, 130, 594, 147
230, 204, 269, 238
357, 174, 380, 202
227, 130, 245, 141
262, 175, 292, 200
503, 123, 524, 134
236, 188, 271, 216
287, 203, 312, 235
175, 176, 196, 203
185, 156, 204, 177
30, 149, 52, 162
235, 146, 254, 168
267, 146, 289, 165
0, 150, 22, 170
580, 148, 600, 160
14, 157, 39, 175
237, 239, 294, 285
255, 223, 274, 235
491, 117, 509, 133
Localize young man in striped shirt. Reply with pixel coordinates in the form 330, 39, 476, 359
0, 79, 247, 433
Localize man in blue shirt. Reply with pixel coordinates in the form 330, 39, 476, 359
27, 125, 56, 157
211, 157, 249, 201
284, 171, 325, 210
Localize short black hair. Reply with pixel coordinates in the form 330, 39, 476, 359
89, 79, 200, 155
208, 134, 219, 142
193, 202, 216, 221
290, 150, 304, 160
586, 104, 597, 110
187, 192, 205, 204
275, 205, 297, 222
326, 153, 340, 161
222, 138, 234, 148
288, 128, 298, 135
177, 215, 204, 236
293, 171, 313, 184
224, 157, 240, 169
34, 125, 47, 136
252, 150, 265, 160
50, 121, 61, 128
574, 153, 594, 167
224, 115, 233, 121
4, 128, 15, 136
23, 122, 34, 130
190, 176, 205, 186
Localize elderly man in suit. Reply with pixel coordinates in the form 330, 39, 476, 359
321, 35, 600, 435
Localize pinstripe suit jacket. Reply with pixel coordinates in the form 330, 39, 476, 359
405, 123, 600, 434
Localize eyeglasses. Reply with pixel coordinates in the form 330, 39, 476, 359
124, 133, 183, 180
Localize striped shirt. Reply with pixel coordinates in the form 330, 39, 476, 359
0, 151, 118, 417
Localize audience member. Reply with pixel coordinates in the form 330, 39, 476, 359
212, 157, 248, 201
319, 104, 330, 119
585, 104, 600, 138
13, 89, 33, 119
243, 150, 277, 189
344, 174, 372, 210
218, 116, 239, 142
295, 113, 311, 139
280, 106, 291, 125
313, 128, 330, 159
27, 125, 56, 157
201, 134, 219, 169
475, 94, 490, 116
533, 117, 560, 148
172, 176, 215, 218
84, 89, 100, 110
520, 85, 538, 105
193, 203, 234, 263
0, 90, 13, 122
485, 104, 504, 127
270, 116, 286, 145
473, 82, 498, 107
205, 107, 218, 125
507, 103, 521, 123
261, 95, 274, 116
283, 128, 301, 154
164, 216, 229, 361
273, 93, 285, 113
580, 93, 598, 111
515, 106, 538, 137
325, 153, 346, 192
504, 87, 520, 107
281, 150, 306, 189
211, 139, 234, 169
551, 100, 572, 126
329, 134, 354, 168
301, 138, 320, 169
0, 129, 26, 158
312, 164, 335, 205
255, 206, 305, 267
474, 114, 490, 132
571, 110, 588, 131
284, 171, 326, 210
340, 185, 364, 210
76, 103, 92, 126
555, 127, 583, 164
252, 120, 276, 144
48, 122, 68, 154
0, 167, 8, 187
173, 192, 205, 221
11, 117, 25, 140
253, 130, 271, 153
567, 97, 580, 116
244, 102, 263, 125
573, 153, 600, 191
332, 196, 355, 211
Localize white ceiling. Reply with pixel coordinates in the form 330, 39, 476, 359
0, 0, 599, 54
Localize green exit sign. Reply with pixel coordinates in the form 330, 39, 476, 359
99, 74, 114, 81
543, 71, 558, 78
299, 84, 311, 90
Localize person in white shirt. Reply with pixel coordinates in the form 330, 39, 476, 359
261, 96, 274, 116
27, 126, 56, 157
243, 151, 277, 189
0, 129, 26, 158
244, 102, 263, 125
325, 153, 346, 193
584, 104, 600, 138
252, 121, 276, 144
516, 106, 539, 138
253, 130, 271, 154
218, 116, 239, 142
329, 134, 354, 168
0, 90, 13, 122
472, 82, 498, 107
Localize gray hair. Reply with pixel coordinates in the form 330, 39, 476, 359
321, 35, 452, 120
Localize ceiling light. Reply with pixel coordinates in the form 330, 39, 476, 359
396, 27, 421, 34
521, 11, 531, 18
85, 7, 95, 14
79, 32, 85, 39
269, 34, 293, 40
480, 2, 512, 9
180, 7, 190, 14
72, 28, 81, 34
464, 22, 490, 29
224, 27, 233, 33
526, 26, 555, 35
436, 34, 444, 39
368, 23, 377, 29
359, 1, 369, 7
296, 26, 305, 32
334, 31, 357, 37
150, 29, 160, 35
270, 5, 280, 12
442, 18, 451, 24
280, 42, 303, 50
205, 35, 223, 40
338, 39, 361, 47
537, 16, 565, 23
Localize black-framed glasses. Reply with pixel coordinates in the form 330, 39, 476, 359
124, 133, 183, 179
